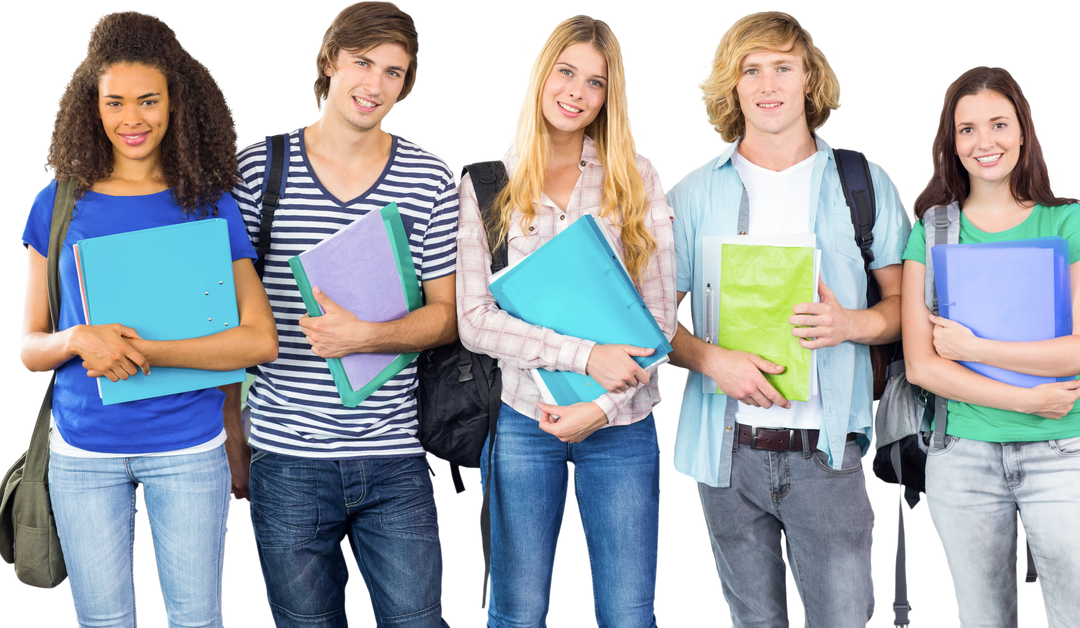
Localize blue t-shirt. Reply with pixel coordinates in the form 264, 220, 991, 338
22, 181, 257, 454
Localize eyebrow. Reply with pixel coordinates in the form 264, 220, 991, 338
955, 115, 1011, 127
103, 92, 161, 100
355, 53, 408, 75
555, 61, 607, 81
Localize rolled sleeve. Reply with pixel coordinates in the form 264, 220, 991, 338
867, 163, 911, 270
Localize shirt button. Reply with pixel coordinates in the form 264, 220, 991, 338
725, 425, 732, 431
560, 215, 566, 220
529, 226, 535, 232
580, 161, 586, 167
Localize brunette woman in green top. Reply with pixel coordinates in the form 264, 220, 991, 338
901, 67, 1080, 628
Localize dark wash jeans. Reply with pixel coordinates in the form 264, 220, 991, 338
249, 449, 449, 628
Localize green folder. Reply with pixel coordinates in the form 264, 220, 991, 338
288, 202, 423, 407
718, 244, 814, 402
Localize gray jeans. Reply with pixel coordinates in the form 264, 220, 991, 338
698, 437, 874, 628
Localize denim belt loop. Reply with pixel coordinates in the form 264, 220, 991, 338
800, 429, 813, 458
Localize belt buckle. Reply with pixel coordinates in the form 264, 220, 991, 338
751, 425, 794, 449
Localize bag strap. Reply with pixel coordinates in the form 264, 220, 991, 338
255, 134, 287, 279
24, 178, 77, 481
833, 149, 879, 303
461, 160, 510, 608
889, 444, 912, 626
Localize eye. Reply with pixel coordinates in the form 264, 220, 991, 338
104, 101, 121, 108
744, 68, 759, 76
355, 60, 368, 68
777, 66, 791, 73
588, 79, 605, 88
994, 122, 1007, 129
141, 99, 157, 106
958, 126, 973, 135
560, 68, 573, 77
386, 70, 400, 78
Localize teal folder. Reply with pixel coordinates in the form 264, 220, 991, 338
488, 215, 672, 406
75, 219, 246, 405
288, 202, 423, 407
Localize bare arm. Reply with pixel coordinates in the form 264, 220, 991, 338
220, 381, 250, 500
299, 273, 457, 358
789, 263, 903, 348
929, 261, 1080, 378
668, 291, 790, 409
902, 259, 1080, 419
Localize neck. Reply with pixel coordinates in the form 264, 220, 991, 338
108, 152, 163, 184
963, 177, 1031, 214
737, 125, 816, 171
547, 127, 587, 170
306, 112, 390, 164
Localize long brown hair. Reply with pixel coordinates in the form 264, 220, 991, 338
47, 12, 238, 217
914, 67, 1077, 219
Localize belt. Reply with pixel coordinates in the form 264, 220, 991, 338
735, 423, 858, 452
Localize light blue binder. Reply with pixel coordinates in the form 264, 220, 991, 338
931, 236, 1073, 387
489, 215, 672, 405
76, 219, 246, 405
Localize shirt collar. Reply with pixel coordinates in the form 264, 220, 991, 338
579, 135, 601, 167
714, 134, 833, 169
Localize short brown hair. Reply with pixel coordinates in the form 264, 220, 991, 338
913, 67, 1078, 218
701, 12, 839, 142
314, 2, 418, 107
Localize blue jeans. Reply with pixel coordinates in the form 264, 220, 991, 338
480, 403, 660, 628
698, 437, 874, 628
926, 435, 1080, 628
48, 446, 231, 628
248, 450, 448, 628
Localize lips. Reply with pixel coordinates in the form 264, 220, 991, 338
557, 101, 583, 117
353, 95, 379, 112
757, 102, 782, 109
975, 153, 1003, 165
119, 131, 149, 146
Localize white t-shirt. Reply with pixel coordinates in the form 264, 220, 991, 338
732, 151, 824, 430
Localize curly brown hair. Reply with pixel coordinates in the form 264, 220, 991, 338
47, 12, 237, 217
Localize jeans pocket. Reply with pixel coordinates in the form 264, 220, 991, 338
250, 447, 269, 465
1050, 436, 1080, 457
380, 503, 440, 543
927, 434, 959, 457
812, 440, 864, 475
249, 453, 320, 550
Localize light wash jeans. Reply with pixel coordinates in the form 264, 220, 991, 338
48, 445, 231, 628
926, 435, 1080, 628
249, 451, 448, 628
698, 437, 874, 628
480, 403, 660, 628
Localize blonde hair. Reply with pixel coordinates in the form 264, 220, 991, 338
490, 15, 654, 284
701, 12, 840, 142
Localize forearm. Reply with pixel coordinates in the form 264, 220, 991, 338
20, 328, 78, 372
961, 335, 1080, 378
906, 350, 1042, 413
668, 323, 713, 374
129, 324, 277, 370
847, 295, 901, 345
348, 299, 457, 354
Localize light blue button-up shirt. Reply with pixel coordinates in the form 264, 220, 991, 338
667, 136, 911, 487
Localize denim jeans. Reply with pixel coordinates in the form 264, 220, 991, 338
48, 446, 231, 628
479, 403, 660, 628
248, 450, 448, 628
698, 437, 874, 628
926, 435, 1080, 628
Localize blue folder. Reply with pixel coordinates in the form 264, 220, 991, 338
76, 219, 246, 405
489, 215, 672, 405
931, 236, 1073, 387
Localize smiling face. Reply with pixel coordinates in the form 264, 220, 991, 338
540, 42, 608, 139
953, 90, 1023, 188
735, 47, 810, 142
98, 62, 170, 169
324, 42, 410, 133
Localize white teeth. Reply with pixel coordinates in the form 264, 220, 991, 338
353, 96, 377, 108
758, 102, 782, 108
558, 102, 582, 113
976, 154, 1003, 163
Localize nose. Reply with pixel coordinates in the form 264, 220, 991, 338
567, 77, 585, 100
761, 72, 777, 92
121, 105, 143, 128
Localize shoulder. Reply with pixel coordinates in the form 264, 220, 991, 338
667, 156, 730, 210
236, 137, 270, 173
31, 179, 61, 214
392, 136, 455, 187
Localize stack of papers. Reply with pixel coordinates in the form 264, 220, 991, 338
931, 236, 1073, 387
700, 235, 820, 401
75, 219, 246, 405
288, 202, 422, 407
488, 215, 672, 406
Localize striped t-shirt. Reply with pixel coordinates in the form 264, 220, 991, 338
232, 128, 458, 458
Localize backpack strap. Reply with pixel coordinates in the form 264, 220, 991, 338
255, 134, 287, 279
834, 149, 878, 300
461, 160, 510, 608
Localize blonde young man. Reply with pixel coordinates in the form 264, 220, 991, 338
226, 3, 456, 626
666, 13, 910, 627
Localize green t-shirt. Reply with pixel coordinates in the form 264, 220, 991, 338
902, 203, 1080, 442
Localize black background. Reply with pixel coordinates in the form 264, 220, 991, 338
6, 2, 1071, 622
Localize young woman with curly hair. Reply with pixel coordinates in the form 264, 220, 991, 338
902, 67, 1080, 627
456, 15, 676, 627
19, 12, 276, 627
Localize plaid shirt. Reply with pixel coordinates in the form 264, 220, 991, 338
456, 137, 677, 425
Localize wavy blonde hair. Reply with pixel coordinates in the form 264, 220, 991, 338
701, 12, 840, 142
490, 15, 654, 284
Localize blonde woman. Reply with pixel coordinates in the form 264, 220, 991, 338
456, 15, 676, 628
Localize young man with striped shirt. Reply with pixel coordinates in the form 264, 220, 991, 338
227, 3, 456, 626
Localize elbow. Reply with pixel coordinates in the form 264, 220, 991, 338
904, 358, 931, 390
256, 330, 279, 365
